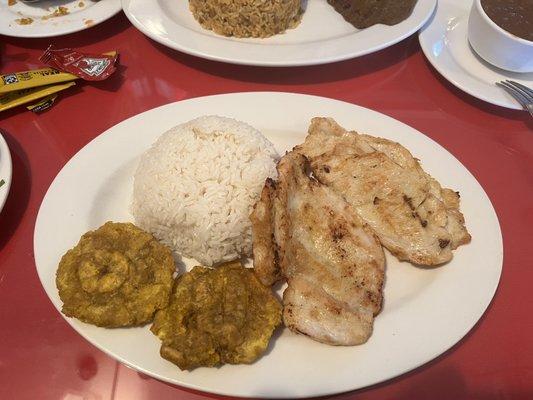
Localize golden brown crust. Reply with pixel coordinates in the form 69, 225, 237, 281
250, 178, 281, 286
56, 222, 175, 328
151, 261, 282, 370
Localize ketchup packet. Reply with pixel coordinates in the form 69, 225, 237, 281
39, 45, 118, 81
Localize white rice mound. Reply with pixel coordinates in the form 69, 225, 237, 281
131, 116, 279, 266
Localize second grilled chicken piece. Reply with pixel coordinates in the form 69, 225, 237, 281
251, 152, 385, 345
295, 118, 471, 266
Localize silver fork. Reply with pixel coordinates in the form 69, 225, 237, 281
496, 80, 533, 117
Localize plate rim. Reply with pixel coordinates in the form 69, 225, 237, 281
418, 0, 531, 110
121, 0, 437, 67
0, 0, 122, 38
0, 131, 12, 213
33, 92, 503, 398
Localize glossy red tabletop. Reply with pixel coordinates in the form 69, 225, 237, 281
1, 13, 532, 400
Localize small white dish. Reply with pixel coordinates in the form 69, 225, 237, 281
34, 92, 502, 398
419, 0, 533, 110
0, 0, 122, 38
122, 0, 437, 67
468, 0, 533, 73
0, 132, 12, 214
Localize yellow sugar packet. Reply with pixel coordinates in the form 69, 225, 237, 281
0, 81, 75, 112
27, 94, 58, 113
0, 68, 78, 94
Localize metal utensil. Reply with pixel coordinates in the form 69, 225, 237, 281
496, 80, 533, 117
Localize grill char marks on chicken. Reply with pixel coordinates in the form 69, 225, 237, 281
295, 118, 471, 266
250, 152, 385, 345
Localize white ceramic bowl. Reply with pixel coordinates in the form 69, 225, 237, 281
468, 0, 533, 73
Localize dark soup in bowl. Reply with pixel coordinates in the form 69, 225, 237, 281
481, 0, 533, 41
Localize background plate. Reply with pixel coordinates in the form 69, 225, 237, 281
0, 132, 12, 214
122, 0, 437, 66
0, 0, 122, 38
34, 92, 502, 398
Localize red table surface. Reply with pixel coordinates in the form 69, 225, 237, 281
1, 13, 532, 400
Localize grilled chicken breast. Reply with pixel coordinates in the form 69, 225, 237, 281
250, 152, 385, 345
250, 178, 280, 287
295, 118, 471, 266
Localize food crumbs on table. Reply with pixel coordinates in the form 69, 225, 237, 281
42, 6, 70, 20
78, 1, 85, 7
15, 17, 34, 25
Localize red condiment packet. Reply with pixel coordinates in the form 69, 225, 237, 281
39, 45, 118, 81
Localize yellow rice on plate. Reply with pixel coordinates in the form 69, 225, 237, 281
189, 0, 302, 38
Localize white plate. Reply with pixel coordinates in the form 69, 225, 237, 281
0, 0, 122, 38
122, 0, 437, 66
419, 0, 533, 110
34, 92, 502, 398
0, 132, 12, 214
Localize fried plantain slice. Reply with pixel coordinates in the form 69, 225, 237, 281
151, 260, 282, 370
56, 222, 175, 328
